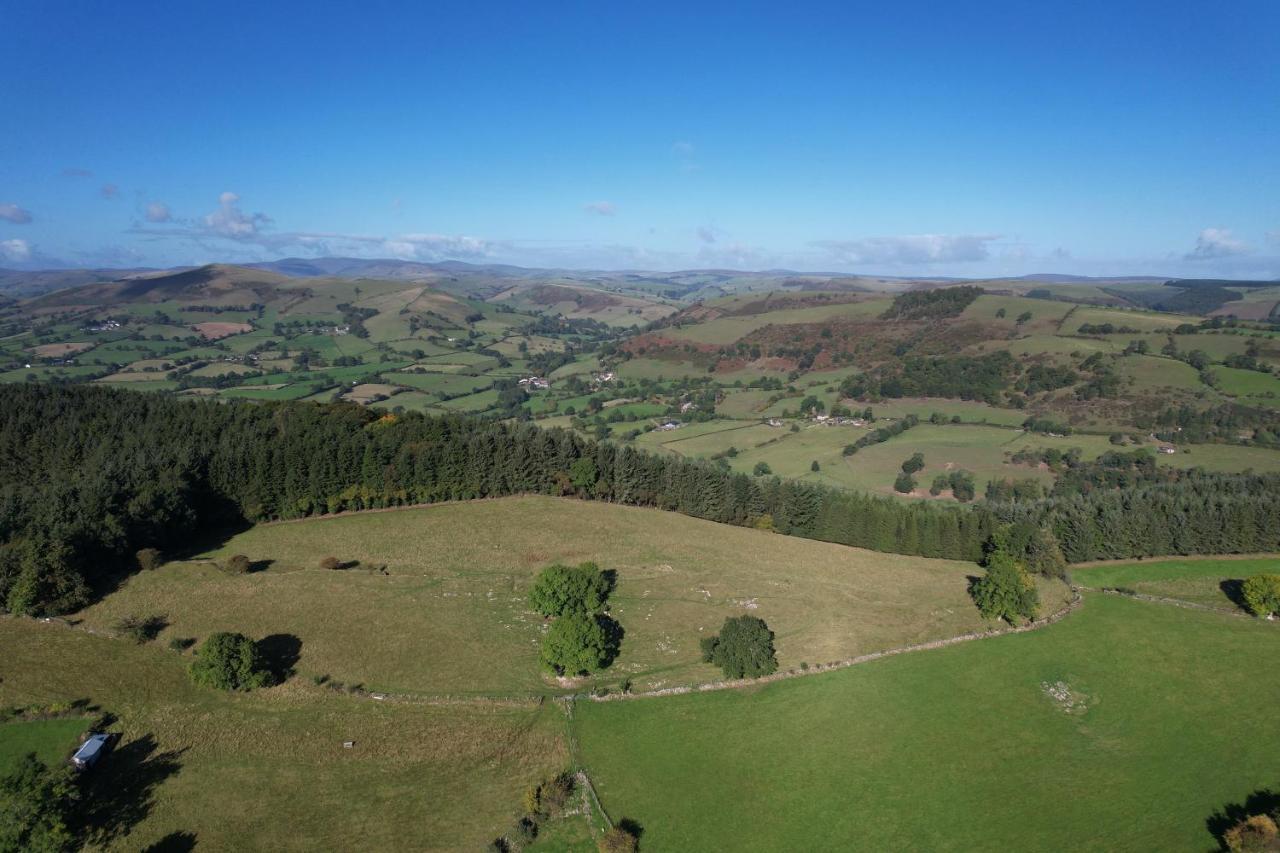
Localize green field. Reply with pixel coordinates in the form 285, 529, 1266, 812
73, 497, 1008, 697
0, 618, 567, 850
0, 717, 91, 772
574, 592, 1280, 851
1073, 556, 1280, 613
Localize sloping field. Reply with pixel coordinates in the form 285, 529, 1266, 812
0, 618, 565, 851
1074, 556, 1279, 613
74, 497, 1002, 697
574, 592, 1280, 851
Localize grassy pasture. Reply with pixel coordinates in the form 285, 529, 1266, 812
865, 397, 1028, 427
616, 358, 708, 381
960, 294, 1074, 334
0, 619, 565, 851
0, 717, 91, 772
1214, 366, 1280, 400
643, 422, 782, 459
574, 592, 1280, 852
1073, 556, 1280, 613
1116, 353, 1206, 394
727, 423, 1063, 498
665, 301, 886, 346
73, 497, 1000, 698
1064, 306, 1196, 334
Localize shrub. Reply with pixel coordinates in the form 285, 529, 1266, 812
221, 554, 251, 575
114, 613, 167, 644
1224, 813, 1279, 852
701, 615, 778, 679
539, 611, 616, 675
810, 460, 820, 472
168, 636, 195, 652
893, 472, 916, 493
318, 556, 341, 571
1241, 574, 1280, 617
598, 826, 639, 853
970, 543, 1039, 624
539, 773, 575, 813
189, 632, 275, 691
528, 562, 611, 617
753, 461, 772, 476
513, 816, 538, 842
135, 547, 163, 571
901, 452, 925, 474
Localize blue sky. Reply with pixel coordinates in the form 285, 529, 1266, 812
1, 0, 1277, 277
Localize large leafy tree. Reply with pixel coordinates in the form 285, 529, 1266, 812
539, 611, 615, 675
0, 753, 79, 853
700, 615, 778, 679
189, 632, 274, 691
528, 562, 611, 617
970, 539, 1040, 624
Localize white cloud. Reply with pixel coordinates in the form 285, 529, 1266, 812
384, 233, 491, 261
584, 201, 617, 216
0, 239, 32, 262
0, 203, 33, 224
101, 183, 120, 200
145, 201, 172, 223
812, 233, 999, 265
204, 191, 271, 239
696, 226, 717, 244
1186, 227, 1250, 260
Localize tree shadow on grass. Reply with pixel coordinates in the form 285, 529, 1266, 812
617, 817, 645, 841
257, 633, 302, 683
76, 734, 185, 849
1220, 579, 1250, 613
597, 615, 624, 669
1206, 788, 1280, 850
248, 558, 275, 574
141, 830, 198, 852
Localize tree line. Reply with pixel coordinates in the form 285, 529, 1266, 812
3, 384, 1279, 615
0, 385, 992, 614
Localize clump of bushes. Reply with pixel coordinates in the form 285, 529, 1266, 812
893, 472, 916, 494
135, 547, 163, 571
188, 632, 275, 691
1224, 812, 1279, 852
219, 554, 251, 575
598, 825, 640, 852
1241, 574, 1280, 618
114, 613, 167, 644
700, 615, 778, 679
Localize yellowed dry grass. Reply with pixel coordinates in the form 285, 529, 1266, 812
77, 496, 1001, 696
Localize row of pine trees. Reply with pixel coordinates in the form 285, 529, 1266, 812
2, 384, 1278, 614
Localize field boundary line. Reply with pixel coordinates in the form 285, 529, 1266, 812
1071, 552, 1280, 568
590, 588, 1084, 702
